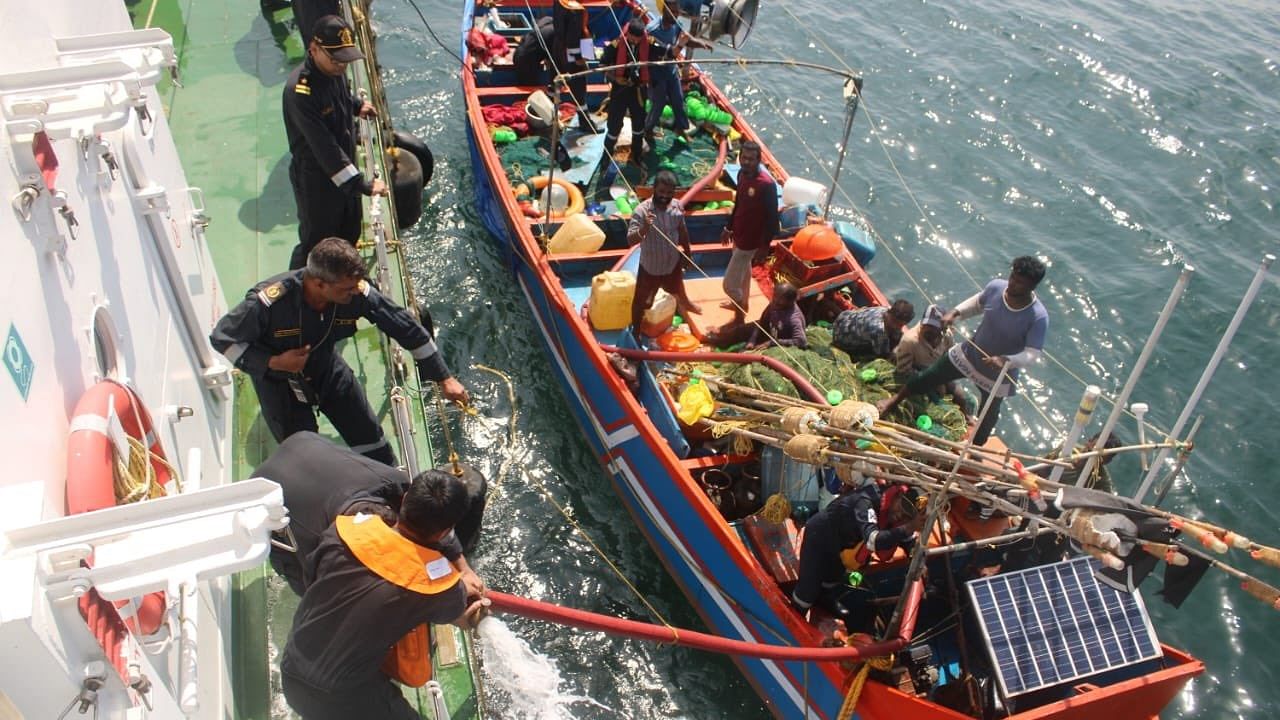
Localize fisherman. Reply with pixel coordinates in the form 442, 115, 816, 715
894, 303, 971, 414
792, 482, 924, 617
831, 299, 915, 361
283, 15, 387, 271
210, 238, 470, 467
602, 19, 660, 166
552, 0, 596, 132
255, 431, 483, 597
719, 141, 779, 325
643, 2, 712, 144
628, 169, 701, 337
747, 282, 807, 350
512, 16, 557, 86
280, 468, 490, 720
1035, 432, 1121, 493
878, 256, 1048, 446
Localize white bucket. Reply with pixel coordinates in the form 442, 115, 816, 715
526, 90, 556, 131
781, 176, 829, 207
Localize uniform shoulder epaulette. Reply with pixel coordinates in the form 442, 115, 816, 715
257, 281, 290, 307
294, 76, 311, 96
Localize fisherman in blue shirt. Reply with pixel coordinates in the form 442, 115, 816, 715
878, 256, 1049, 445
643, 1, 712, 147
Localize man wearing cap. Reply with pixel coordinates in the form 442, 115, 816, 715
283, 15, 388, 271
552, 0, 597, 132
894, 304, 971, 414
210, 238, 469, 467
831, 298, 915, 361
894, 304, 951, 376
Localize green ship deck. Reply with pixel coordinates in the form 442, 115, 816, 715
133, 1, 479, 717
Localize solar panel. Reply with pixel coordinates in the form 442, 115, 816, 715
966, 555, 1163, 698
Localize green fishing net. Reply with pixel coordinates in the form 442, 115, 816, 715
714, 327, 969, 440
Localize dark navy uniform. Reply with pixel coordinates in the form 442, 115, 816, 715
602, 33, 659, 156
513, 16, 556, 86
283, 56, 372, 270
280, 516, 466, 719
792, 484, 916, 609
255, 432, 464, 595
551, 0, 593, 128
210, 270, 451, 466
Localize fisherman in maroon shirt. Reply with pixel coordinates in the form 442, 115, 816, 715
719, 141, 779, 325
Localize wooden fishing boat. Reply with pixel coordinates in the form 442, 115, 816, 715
459, 1, 1205, 717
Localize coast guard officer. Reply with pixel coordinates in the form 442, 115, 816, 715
210, 238, 469, 466
284, 15, 387, 270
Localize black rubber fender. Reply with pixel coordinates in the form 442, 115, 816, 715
389, 146, 424, 230
391, 130, 434, 186
434, 461, 488, 554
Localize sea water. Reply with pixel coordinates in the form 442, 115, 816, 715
476, 617, 612, 718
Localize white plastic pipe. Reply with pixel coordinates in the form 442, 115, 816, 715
1048, 385, 1100, 485
1130, 403, 1150, 471
1079, 265, 1193, 486
1134, 253, 1275, 502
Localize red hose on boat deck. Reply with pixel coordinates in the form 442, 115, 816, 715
486, 580, 924, 662
678, 138, 729, 207
600, 345, 827, 404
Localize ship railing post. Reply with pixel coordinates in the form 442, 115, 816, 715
1133, 253, 1275, 503
1077, 265, 1193, 486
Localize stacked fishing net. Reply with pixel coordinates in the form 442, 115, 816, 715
499, 136, 558, 187
713, 326, 970, 440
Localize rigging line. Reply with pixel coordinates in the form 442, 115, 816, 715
768, 4, 1166, 438
403, 0, 466, 65
510, 465, 681, 639
712, 37, 1061, 434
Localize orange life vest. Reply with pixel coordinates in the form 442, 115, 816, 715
336, 514, 462, 686
613, 35, 650, 85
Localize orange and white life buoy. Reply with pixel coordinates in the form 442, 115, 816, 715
66, 380, 171, 636
514, 175, 584, 219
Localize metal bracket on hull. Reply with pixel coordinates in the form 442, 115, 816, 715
0, 478, 287, 602
54, 29, 178, 89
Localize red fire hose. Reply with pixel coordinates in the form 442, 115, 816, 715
678, 137, 729, 207
601, 345, 827, 404
485, 580, 922, 662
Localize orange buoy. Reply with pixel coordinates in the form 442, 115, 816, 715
66, 381, 171, 636
791, 222, 842, 262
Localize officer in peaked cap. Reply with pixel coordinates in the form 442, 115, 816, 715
210, 238, 470, 467
283, 14, 387, 271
